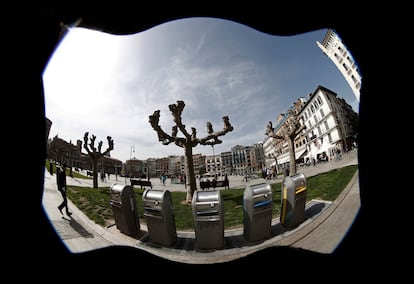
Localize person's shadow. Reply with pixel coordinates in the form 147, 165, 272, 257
62, 216, 94, 238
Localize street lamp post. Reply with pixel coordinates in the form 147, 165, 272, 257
130, 145, 135, 177
114, 165, 120, 181
211, 144, 215, 176
126, 145, 135, 184
130, 145, 135, 160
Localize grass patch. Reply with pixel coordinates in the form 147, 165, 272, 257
45, 159, 92, 179
68, 187, 113, 226
65, 165, 357, 230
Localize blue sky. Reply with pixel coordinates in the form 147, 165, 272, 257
43, 17, 360, 162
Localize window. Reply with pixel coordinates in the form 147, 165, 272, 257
317, 95, 323, 105
324, 120, 329, 131
351, 74, 358, 83
342, 62, 349, 71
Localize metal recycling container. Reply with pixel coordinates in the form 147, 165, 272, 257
243, 182, 273, 242
142, 189, 177, 246
280, 173, 307, 228
109, 184, 140, 236
192, 190, 224, 250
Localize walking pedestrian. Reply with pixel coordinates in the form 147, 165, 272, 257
224, 174, 229, 189
57, 164, 72, 216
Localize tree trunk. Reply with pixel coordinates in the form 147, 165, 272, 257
92, 158, 99, 188
184, 145, 196, 203
287, 136, 297, 175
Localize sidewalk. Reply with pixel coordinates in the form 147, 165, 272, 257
41, 149, 360, 264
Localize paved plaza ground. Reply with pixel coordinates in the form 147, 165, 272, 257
41, 149, 360, 264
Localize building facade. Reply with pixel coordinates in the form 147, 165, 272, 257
317, 29, 362, 102
300, 85, 358, 164
264, 98, 308, 171
47, 134, 122, 175
263, 85, 358, 170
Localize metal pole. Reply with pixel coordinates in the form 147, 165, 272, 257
212, 145, 215, 176
126, 145, 135, 184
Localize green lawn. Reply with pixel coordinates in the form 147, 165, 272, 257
62, 164, 358, 229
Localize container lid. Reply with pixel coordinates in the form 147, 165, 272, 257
248, 183, 271, 195
110, 183, 132, 194
144, 189, 165, 201
195, 190, 220, 202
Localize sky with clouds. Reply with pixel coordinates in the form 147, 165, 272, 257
43, 17, 360, 163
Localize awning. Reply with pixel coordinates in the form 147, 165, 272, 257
276, 148, 307, 164
277, 155, 290, 164
297, 149, 307, 159
315, 148, 328, 156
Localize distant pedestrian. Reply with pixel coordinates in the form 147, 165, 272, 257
56, 164, 72, 216
49, 160, 54, 176
224, 174, 229, 189
283, 167, 290, 177
335, 148, 342, 161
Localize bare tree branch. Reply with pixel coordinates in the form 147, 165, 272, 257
82, 132, 114, 188
265, 121, 284, 140
149, 110, 176, 146
170, 101, 190, 139
265, 108, 306, 176
148, 100, 234, 202
199, 116, 234, 145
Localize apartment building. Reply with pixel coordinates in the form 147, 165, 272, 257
264, 85, 358, 169
300, 85, 358, 163
317, 29, 362, 102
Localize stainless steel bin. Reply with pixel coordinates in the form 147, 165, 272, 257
280, 173, 307, 227
142, 189, 177, 246
109, 184, 140, 236
243, 182, 273, 242
192, 190, 224, 250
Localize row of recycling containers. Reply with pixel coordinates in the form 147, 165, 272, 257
109, 173, 307, 250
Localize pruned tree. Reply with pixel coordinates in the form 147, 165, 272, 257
265, 108, 305, 176
149, 100, 234, 203
83, 132, 114, 188
66, 140, 77, 177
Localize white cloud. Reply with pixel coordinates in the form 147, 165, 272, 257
44, 20, 356, 162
